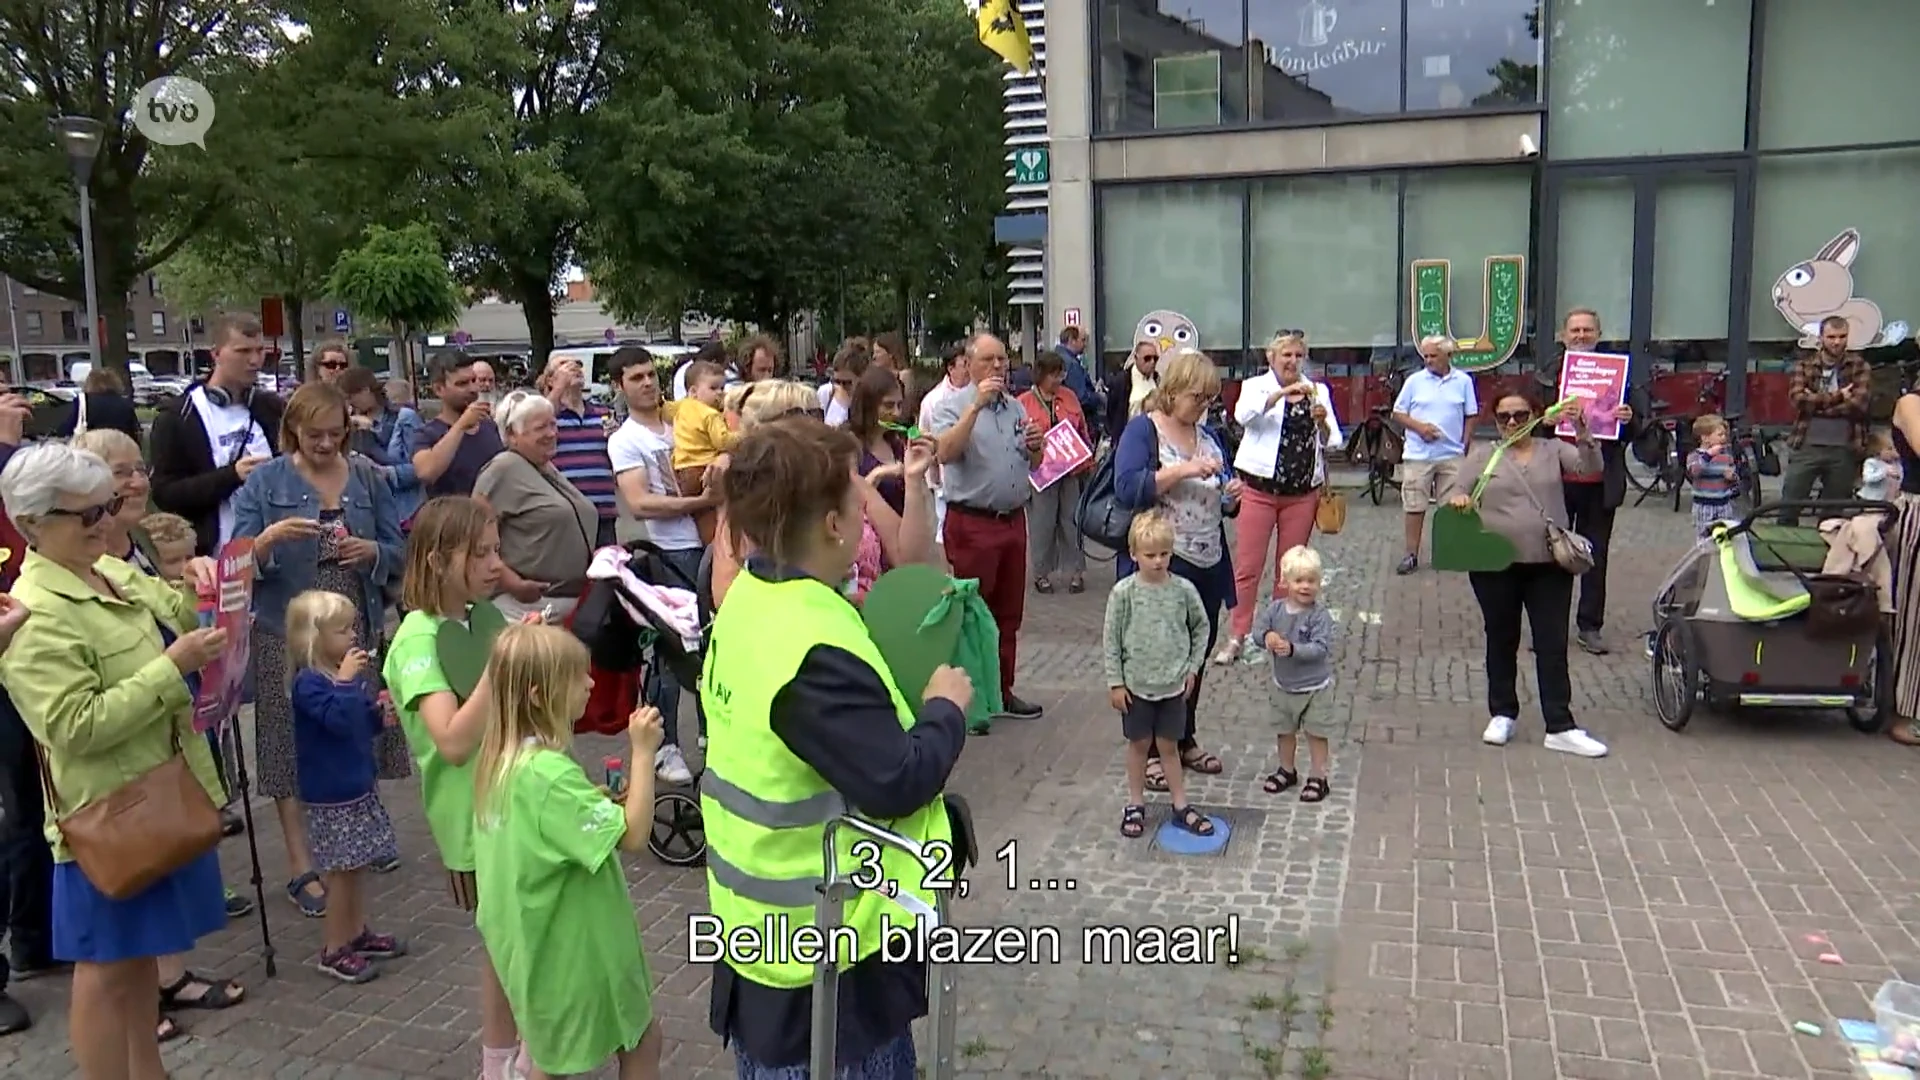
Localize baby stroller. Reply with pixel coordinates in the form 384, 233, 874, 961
573, 540, 710, 867
1649, 498, 1895, 733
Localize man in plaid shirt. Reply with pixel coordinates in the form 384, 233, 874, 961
1782, 314, 1872, 524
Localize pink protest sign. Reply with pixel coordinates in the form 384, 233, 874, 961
193, 538, 256, 734
1029, 420, 1093, 492
1554, 351, 1630, 441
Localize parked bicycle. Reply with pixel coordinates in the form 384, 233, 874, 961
1342, 362, 1409, 506
1629, 369, 1781, 516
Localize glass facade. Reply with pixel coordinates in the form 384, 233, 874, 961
1096, 0, 1542, 132
1092, 0, 1920, 409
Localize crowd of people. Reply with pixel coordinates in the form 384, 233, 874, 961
0, 302, 1914, 1079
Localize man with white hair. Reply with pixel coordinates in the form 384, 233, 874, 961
927, 332, 1049, 720
1391, 334, 1478, 575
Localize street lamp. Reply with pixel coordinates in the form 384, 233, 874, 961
51, 116, 106, 373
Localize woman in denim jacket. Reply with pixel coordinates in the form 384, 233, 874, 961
232, 382, 410, 918
338, 367, 426, 527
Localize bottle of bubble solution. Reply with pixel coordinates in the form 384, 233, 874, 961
196, 577, 218, 631
604, 756, 627, 799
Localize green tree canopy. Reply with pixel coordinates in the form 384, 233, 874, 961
326, 223, 462, 376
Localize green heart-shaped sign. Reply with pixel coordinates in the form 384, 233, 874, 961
434, 600, 510, 699
861, 564, 965, 704
1430, 506, 1518, 572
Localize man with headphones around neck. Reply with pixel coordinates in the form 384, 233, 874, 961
151, 313, 286, 556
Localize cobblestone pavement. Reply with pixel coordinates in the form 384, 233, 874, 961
5, 469, 1918, 1078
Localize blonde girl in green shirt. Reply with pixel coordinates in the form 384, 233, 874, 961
379, 496, 528, 1080
472, 623, 665, 1079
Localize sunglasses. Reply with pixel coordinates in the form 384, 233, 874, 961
1494, 410, 1533, 424
831, 377, 854, 388
47, 495, 126, 527
318, 359, 349, 371
1274, 328, 1306, 339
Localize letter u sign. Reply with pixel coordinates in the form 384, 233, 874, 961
1408, 255, 1526, 373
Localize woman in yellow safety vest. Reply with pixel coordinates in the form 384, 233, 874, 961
699, 417, 973, 1079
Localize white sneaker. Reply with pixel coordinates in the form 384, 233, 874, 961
655, 744, 693, 784
1482, 715, 1516, 746
1543, 729, 1609, 758
1211, 637, 1245, 666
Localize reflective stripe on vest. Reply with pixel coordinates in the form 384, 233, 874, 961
698, 570, 952, 988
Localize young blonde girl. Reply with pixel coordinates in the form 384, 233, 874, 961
286, 590, 406, 983
379, 496, 526, 1078
472, 625, 664, 1080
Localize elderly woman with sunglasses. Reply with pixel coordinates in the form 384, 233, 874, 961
0, 442, 231, 1080
1441, 387, 1609, 759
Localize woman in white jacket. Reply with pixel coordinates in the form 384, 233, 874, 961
1213, 331, 1343, 664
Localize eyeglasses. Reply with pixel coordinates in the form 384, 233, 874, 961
318, 359, 349, 371
111, 463, 151, 480
46, 495, 126, 527
1494, 410, 1533, 424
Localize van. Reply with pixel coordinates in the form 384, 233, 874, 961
67, 359, 156, 402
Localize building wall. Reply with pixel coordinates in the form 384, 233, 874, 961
1053, 0, 1920, 406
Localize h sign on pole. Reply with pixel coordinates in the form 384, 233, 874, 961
1063, 308, 1081, 328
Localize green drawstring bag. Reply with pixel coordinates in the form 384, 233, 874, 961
861, 565, 1002, 734
1430, 396, 1581, 574
920, 578, 1002, 734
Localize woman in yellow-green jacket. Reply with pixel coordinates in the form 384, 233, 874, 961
0, 442, 229, 1080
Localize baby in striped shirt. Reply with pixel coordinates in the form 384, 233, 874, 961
1687, 414, 1737, 537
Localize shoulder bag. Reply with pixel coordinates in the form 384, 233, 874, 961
1076, 418, 1161, 555
1472, 428, 1595, 577
38, 707, 221, 900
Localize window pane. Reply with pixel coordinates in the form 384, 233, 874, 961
1248, 0, 1401, 122
1749, 148, 1920, 348
1759, 1, 1920, 149
1098, 182, 1245, 357
1650, 175, 1733, 342
1248, 174, 1398, 349
1402, 168, 1534, 353
1547, 0, 1751, 158
1405, 0, 1542, 111
1552, 177, 1633, 337
1098, 0, 1247, 133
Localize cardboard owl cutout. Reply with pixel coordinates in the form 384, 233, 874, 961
1134, 310, 1199, 356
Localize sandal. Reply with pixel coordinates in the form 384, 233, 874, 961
160, 970, 244, 1011
1034, 578, 1054, 594
157, 1016, 184, 1043
1180, 747, 1224, 775
1262, 766, 1300, 795
1300, 777, 1331, 803
1067, 577, 1085, 594
1120, 804, 1147, 838
1144, 758, 1169, 793
286, 871, 327, 918
1172, 804, 1215, 835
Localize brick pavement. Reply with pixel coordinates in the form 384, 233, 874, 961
5, 473, 1918, 1078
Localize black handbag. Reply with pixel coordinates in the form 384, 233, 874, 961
1076, 420, 1161, 554
1804, 573, 1880, 641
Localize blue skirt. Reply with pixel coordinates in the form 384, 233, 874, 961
53, 848, 226, 963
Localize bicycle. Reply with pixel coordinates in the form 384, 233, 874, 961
1697, 369, 1780, 514
1342, 365, 1408, 506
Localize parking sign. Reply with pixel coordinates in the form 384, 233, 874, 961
332, 309, 350, 333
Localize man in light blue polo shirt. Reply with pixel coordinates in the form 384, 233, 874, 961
1391, 335, 1479, 575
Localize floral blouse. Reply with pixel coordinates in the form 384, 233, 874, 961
1156, 422, 1227, 569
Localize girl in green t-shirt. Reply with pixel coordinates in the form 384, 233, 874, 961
472, 623, 665, 1079
380, 496, 528, 1080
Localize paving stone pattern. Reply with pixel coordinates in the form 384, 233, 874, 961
4, 473, 1917, 1078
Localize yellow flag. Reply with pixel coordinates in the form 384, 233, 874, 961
977, 0, 1034, 74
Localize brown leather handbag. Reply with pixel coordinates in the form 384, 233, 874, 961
38, 734, 222, 901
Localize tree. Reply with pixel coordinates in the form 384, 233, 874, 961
0, 1, 292, 373
325, 223, 463, 383
1476, 5, 1541, 107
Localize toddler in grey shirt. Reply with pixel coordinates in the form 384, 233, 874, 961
1251, 545, 1340, 803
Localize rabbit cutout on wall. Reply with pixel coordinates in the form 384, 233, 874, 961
1771, 227, 1910, 350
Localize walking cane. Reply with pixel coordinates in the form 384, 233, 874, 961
811, 816, 957, 1080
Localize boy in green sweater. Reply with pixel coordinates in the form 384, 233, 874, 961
1103, 510, 1212, 840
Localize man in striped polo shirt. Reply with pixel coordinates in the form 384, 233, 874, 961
540, 353, 619, 546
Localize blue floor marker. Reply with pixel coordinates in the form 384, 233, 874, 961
1154, 812, 1230, 855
